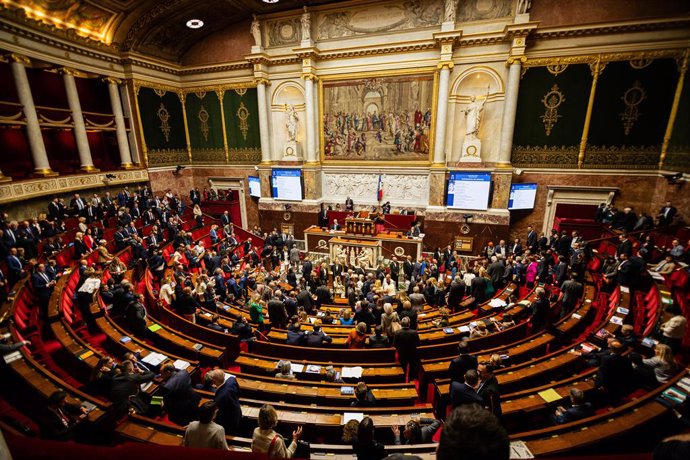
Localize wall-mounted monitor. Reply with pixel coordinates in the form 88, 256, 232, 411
271, 168, 303, 201
508, 183, 538, 210
447, 172, 491, 210
248, 176, 261, 198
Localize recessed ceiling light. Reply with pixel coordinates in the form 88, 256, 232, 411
262, 0, 280, 4
186, 19, 204, 29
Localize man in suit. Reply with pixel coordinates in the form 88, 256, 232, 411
389, 257, 400, 282
3, 221, 19, 249
32, 264, 56, 318
220, 210, 231, 227
332, 259, 344, 279
554, 388, 594, 424
559, 273, 583, 315
403, 255, 413, 280
529, 287, 550, 330
6, 247, 24, 287
616, 253, 641, 287
511, 238, 523, 257
595, 340, 633, 401
447, 276, 466, 312
39, 390, 87, 441
208, 369, 242, 435
307, 321, 333, 346
615, 234, 633, 259
408, 222, 421, 238
477, 363, 502, 417
160, 364, 201, 426
296, 287, 314, 313
125, 294, 148, 338
331, 219, 341, 231
382, 201, 391, 214
47, 197, 61, 221
267, 291, 288, 329
658, 201, 677, 227
448, 340, 478, 384
110, 360, 155, 417
450, 369, 484, 408
301, 256, 313, 280
526, 225, 537, 252
487, 256, 505, 289
70, 193, 86, 217
393, 317, 420, 381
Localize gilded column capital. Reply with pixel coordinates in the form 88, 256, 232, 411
9, 53, 30, 65
57, 67, 80, 76
506, 55, 527, 66
103, 76, 123, 85
301, 73, 319, 82
437, 61, 454, 70
254, 78, 271, 86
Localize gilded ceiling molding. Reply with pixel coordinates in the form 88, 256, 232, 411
533, 17, 690, 41
523, 49, 687, 68
133, 79, 179, 93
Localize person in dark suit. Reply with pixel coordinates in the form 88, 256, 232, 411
615, 234, 633, 259
616, 253, 643, 287
295, 288, 314, 313
124, 294, 148, 338
208, 369, 242, 435
351, 382, 377, 407
345, 197, 354, 211
315, 284, 332, 307
470, 275, 488, 305
267, 292, 288, 329
448, 340, 478, 384
477, 363, 502, 417
287, 322, 308, 345
446, 276, 465, 312
160, 364, 201, 426
331, 219, 341, 231
381, 201, 391, 214
393, 317, 420, 381
47, 197, 61, 221
70, 194, 86, 217
39, 390, 87, 441
6, 247, 24, 288
559, 273, 583, 315
529, 287, 549, 331
110, 360, 155, 417
32, 264, 56, 318
450, 369, 484, 408
511, 238, 523, 257
307, 320, 333, 346
595, 340, 633, 401
658, 201, 677, 227
368, 326, 390, 349
526, 225, 537, 252
554, 388, 594, 424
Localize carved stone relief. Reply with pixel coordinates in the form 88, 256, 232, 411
322, 172, 429, 206
265, 17, 302, 47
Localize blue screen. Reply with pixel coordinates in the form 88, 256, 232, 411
447, 172, 491, 210
271, 169, 303, 201
508, 183, 537, 210
248, 176, 261, 198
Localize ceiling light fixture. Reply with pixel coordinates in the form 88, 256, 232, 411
186, 19, 204, 29
262, 0, 280, 4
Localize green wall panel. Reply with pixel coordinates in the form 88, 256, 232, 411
137, 87, 187, 152
223, 88, 261, 162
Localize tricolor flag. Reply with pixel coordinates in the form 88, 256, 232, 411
377, 174, 383, 202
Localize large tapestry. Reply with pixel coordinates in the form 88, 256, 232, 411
322, 74, 434, 162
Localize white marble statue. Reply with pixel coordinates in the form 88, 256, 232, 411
517, 0, 532, 15
286, 105, 298, 142
463, 94, 487, 139
444, 0, 457, 23
301, 7, 311, 41
250, 15, 262, 48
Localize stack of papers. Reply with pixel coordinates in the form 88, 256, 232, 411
3, 351, 21, 364
290, 363, 305, 373
609, 316, 623, 326
340, 386, 355, 395
141, 352, 167, 366
458, 325, 470, 333
509, 441, 534, 459
341, 366, 363, 379
173, 359, 190, 370
537, 388, 561, 403
120, 336, 132, 344
620, 286, 630, 294
616, 307, 630, 315
342, 412, 364, 424
489, 298, 507, 309
306, 365, 322, 374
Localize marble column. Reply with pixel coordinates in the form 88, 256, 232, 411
497, 58, 523, 167
304, 75, 317, 163
106, 79, 134, 168
63, 71, 97, 172
10, 57, 56, 176
313, 80, 320, 156
433, 63, 452, 165
256, 79, 272, 163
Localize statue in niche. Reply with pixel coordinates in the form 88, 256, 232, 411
462, 91, 488, 139
444, 0, 457, 23
250, 15, 262, 48
517, 0, 532, 14
286, 105, 299, 142
301, 7, 311, 41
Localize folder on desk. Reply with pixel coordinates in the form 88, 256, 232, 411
306, 365, 322, 374
77, 349, 93, 360
538, 388, 561, 403
341, 366, 363, 378
173, 359, 190, 370
148, 323, 162, 332
290, 363, 305, 373
119, 336, 132, 344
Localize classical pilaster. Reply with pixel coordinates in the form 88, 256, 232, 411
178, 91, 192, 163
433, 61, 453, 165
303, 76, 316, 163
255, 78, 272, 164
496, 57, 525, 167
62, 69, 97, 172
10, 54, 56, 176
659, 49, 689, 169
106, 78, 134, 168
578, 58, 605, 168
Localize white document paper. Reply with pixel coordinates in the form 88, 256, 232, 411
290, 363, 305, 373
489, 298, 507, 309
342, 412, 364, 424
509, 440, 534, 459
341, 366, 363, 379
173, 359, 190, 370
609, 316, 623, 325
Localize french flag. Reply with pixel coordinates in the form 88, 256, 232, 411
377, 174, 383, 202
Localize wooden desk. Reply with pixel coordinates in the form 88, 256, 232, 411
304, 226, 421, 260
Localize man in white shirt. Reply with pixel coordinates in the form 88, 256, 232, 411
382, 274, 396, 297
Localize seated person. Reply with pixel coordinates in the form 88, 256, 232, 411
398, 417, 442, 444
351, 381, 377, 407
368, 325, 390, 349
275, 360, 296, 380
39, 390, 88, 441
230, 315, 254, 341
306, 319, 333, 346
287, 322, 308, 346
554, 388, 594, 424
629, 352, 658, 389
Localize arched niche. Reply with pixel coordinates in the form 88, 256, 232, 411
269, 81, 306, 160
446, 66, 505, 164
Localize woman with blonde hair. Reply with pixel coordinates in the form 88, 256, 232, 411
643, 344, 677, 383
380, 303, 399, 337
97, 239, 114, 265
193, 203, 203, 228
333, 275, 345, 298
78, 217, 88, 233
470, 321, 489, 338
108, 256, 126, 284
159, 277, 175, 306
251, 404, 302, 458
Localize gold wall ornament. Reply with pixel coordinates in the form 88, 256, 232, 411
234, 88, 247, 97
198, 105, 210, 142
630, 58, 653, 69
157, 102, 171, 142
620, 80, 646, 136
154, 88, 167, 98
194, 91, 207, 100
237, 102, 250, 141
546, 64, 568, 76
540, 84, 565, 136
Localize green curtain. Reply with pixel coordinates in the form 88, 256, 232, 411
511, 65, 591, 167
223, 88, 261, 162
666, 69, 690, 172
185, 91, 225, 163
137, 87, 187, 152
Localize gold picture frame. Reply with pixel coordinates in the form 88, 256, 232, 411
319, 67, 438, 165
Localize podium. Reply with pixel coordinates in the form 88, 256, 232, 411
345, 217, 375, 236
330, 237, 379, 269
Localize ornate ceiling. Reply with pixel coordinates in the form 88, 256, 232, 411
0, 0, 346, 62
